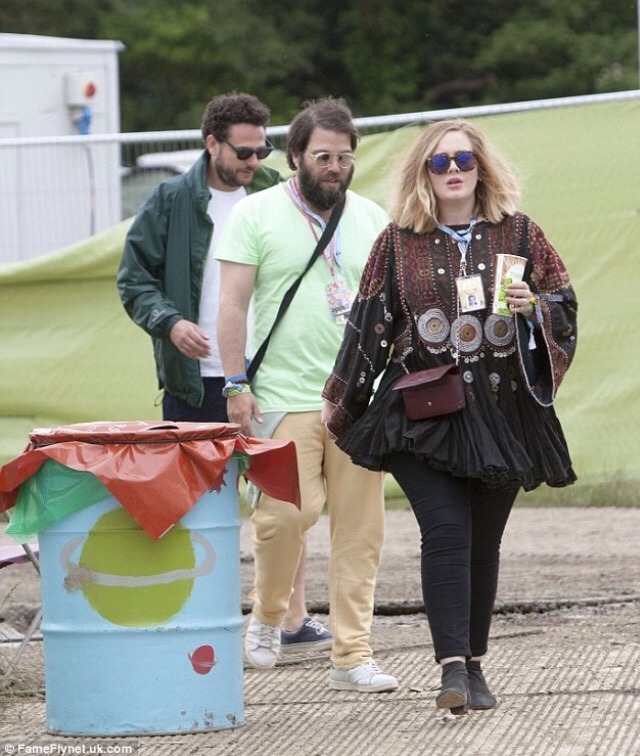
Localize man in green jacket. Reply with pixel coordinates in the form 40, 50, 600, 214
117, 92, 280, 418
116, 91, 332, 655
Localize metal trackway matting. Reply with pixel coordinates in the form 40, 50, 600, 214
2, 605, 639, 756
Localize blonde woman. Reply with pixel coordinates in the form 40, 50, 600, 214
322, 119, 577, 713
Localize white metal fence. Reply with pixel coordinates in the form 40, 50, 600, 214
1, 90, 638, 264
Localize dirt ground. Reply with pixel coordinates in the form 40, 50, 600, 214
2, 505, 639, 650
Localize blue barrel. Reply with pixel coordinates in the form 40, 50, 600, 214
38, 457, 243, 736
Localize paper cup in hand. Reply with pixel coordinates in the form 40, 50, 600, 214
492, 254, 527, 315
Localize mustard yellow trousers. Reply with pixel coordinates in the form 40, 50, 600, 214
250, 411, 385, 669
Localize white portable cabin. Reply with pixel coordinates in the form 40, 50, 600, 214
0, 33, 124, 262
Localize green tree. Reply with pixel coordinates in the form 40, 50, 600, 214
476, 2, 638, 102
0, 0, 109, 38
98, 0, 315, 130
1, 0, 636, 130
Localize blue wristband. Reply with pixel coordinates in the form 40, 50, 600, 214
225, 373, 248, 384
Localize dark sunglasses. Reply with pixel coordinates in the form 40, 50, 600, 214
426, 150, 477, 174
219, 138, 274, 161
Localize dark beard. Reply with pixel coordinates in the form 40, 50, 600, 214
212, 155, 244, 188
297, 161, 354, 211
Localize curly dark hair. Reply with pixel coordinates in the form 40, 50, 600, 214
200, 92, 271, 142
285, 97, 358, 170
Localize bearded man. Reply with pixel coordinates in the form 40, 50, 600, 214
216, 97, 398, 693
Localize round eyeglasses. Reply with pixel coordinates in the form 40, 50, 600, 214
306, 151, 356, 169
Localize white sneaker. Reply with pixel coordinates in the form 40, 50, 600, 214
244, 614, 281, 669
329, 659, 399, 692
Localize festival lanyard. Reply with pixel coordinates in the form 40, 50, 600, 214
287, 177, 342, 275
436, 219, 477, 276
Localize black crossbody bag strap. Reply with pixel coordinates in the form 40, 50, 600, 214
247, 195, 346, 382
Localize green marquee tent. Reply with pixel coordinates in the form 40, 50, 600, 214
1, 97, 638, 504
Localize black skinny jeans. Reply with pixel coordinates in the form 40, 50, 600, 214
387, 453, 517, 662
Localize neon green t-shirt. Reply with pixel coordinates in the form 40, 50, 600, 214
215, 183, 389, 412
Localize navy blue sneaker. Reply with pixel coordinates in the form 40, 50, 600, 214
280, 616, 333, 654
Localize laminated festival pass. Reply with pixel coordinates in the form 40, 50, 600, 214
492, 254, 527, 315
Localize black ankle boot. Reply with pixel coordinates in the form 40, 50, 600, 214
466, 660, 498, 710
436, 661, 469, 712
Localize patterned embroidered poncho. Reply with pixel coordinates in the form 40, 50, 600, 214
322, 213, 577, 491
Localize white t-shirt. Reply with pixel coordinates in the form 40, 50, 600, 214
198, 186, 247, 376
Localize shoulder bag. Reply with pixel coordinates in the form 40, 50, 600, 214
392, 363, 466, 420
391, 226, 466, 420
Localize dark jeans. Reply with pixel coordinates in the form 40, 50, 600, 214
162, 377, 228, 422
386, 453, 517, 662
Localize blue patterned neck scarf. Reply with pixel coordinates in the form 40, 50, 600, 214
436, 219, 478, 274
436, 219, 478, 248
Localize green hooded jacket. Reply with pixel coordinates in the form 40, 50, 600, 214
117, 149, 281, 407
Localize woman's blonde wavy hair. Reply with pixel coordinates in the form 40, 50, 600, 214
389, 119, 521, 233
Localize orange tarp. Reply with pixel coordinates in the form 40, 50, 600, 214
0, 421, 300, 539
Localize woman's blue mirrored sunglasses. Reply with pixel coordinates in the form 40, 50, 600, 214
426, 150, 477, 174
